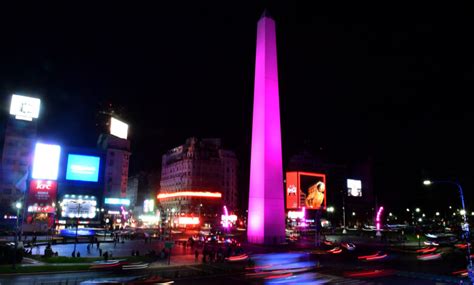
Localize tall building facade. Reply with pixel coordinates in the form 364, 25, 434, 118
97, 134, 131, 200
0, 117, 37, 211
158, 138, 238, 217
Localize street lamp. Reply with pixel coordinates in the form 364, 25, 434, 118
423, 179, 474, 281
13, 202, 22, 269
71, 200, 87, 257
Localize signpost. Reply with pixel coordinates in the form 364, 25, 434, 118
165, 241, 174, 265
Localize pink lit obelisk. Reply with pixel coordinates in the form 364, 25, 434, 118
247, 10, 286, 244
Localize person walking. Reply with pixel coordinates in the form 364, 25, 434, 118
195, 249, 199, 262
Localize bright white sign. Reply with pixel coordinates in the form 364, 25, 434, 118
60, 196, 97, 219
9, 94, 41, 121
110, 117, 129, 139
347, 179, 362, 197
32, 143, 61, 180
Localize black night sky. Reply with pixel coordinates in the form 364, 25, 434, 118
1, 2, 473, 212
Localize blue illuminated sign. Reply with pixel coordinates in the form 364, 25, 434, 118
104, 198, 130, 206
66, 154, 101, 182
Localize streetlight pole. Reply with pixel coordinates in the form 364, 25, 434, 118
342, 193, 347, 234
13, 202, 22, 269
72, 202, 83, 256
424, 180, 474, 282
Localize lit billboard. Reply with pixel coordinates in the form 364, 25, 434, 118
66, 154, 101, 182
9, 94, 41, 121
27, 180, 57, 213
347, 179, 362, 197
144, 199, 154, 213
60, 195, 97, 219
286, 172, 326, 210
286, 172, 298, 209
32, 143, 61, 180
110, 117, 129, 139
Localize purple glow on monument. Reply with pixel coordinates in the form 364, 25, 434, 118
247, 10, 286, 244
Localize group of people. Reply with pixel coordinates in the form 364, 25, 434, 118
199, 242, 244, 263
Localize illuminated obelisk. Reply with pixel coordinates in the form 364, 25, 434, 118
247, 10, 286, 244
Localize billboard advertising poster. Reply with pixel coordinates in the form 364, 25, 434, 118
9, 94, 41, 121
60, 195, 97, 219
28, 180, 57, 213
66, 154, 101, 182
347, 179, 362, 197
299, 172, 326, 210
32, 143, 61, 180
286, 172, 298, 209
110, 117, 129, 139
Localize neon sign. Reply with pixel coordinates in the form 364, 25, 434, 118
376, 206, 384, 231
157, 191, 222, 199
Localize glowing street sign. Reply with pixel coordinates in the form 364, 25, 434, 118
104, 197, 130, 206
110, 117, 129, 139
32, 143, 61, 180
9, 94, 41, 121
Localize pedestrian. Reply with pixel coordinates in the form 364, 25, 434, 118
72, 251, 76, 258
97, 241, 100, 249
77, 251, 81, 258
195, 249, 199, 262
99, 248, 103, 257
136, 250, 140, 256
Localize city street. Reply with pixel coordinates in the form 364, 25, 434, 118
31, 239, 196, 259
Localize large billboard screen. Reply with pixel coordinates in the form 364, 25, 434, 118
27, 180, 57, 213
60, 195, 97, 219
347, 179, 362, 197
32, 143, 61, 180
9, 94, 41, 121
286, 172, 326, 210
66, 154, 101, 182
110, 117, 128, 139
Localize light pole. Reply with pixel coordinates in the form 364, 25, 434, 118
423, 179, 474, 282
72, 201, 86, 257
13, 202, 22, 269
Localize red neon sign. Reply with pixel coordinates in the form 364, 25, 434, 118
157, 191, 222, 199
28, 180, 57, 209
286, 172, 298, 209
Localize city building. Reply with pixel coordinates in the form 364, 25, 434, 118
97, 133, 131, 200
158, 137, 238, 224
126, 175, 139, 211
286, 149, 375, 228
1, 95, 41, 220
0, 119, 37, 209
